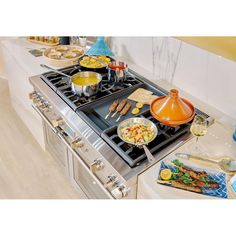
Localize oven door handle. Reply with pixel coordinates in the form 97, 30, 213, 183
32, 104, 57, 134
57, 132, 114, 199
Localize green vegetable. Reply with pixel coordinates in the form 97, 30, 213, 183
200, 176, 210, 186
183, 179, 193, 184
171, 173, 179, 180
172, 159, 183, 167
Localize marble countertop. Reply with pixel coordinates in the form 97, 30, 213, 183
137, 121, 236, 199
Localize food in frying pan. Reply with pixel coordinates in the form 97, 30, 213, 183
80, 55, 111, 68
158, 159, 220, 194
120, 123, 155, 145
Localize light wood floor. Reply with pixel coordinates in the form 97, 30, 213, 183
0, 78, 80, 198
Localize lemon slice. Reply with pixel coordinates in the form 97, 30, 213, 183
132, 107, 140, 115
136, 102, 143, 109
160, 169, 172, 180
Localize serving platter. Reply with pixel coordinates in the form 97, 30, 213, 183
157, 158, 228, 199
44, 45, 84, 67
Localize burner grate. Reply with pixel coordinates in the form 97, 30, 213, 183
41, 64, 142, 111
102, 111, 191, 167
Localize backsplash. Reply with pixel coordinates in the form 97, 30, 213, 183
110, 37, 236, 119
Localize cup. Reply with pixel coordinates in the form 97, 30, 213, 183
108, 61, 128, 83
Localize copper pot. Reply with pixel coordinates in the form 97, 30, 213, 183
150, 89, 195, 127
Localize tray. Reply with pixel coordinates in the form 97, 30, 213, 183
27, 37, 59, 46
157, 159, 228, 199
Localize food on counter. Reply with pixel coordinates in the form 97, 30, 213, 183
131, 107, 140, 115
80, 55, 111, 68
44, 46, 84, 66
136, 102, 143, 109
111, 99, 127, 117
64, 53, 77, 59
27, 36, 59, 46
120, 123, 155, 145
48, 52, 62, 59
171, 180, 202, 193
56, 46, 69, 52
105, 99, 119, 119
160, 169, 172, 180
128, 88, 158, 105
157, 159, 222, 195
116, 102, 132, 122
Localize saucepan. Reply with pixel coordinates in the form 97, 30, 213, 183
41, 64, 113, 97
117, 117, 158, 163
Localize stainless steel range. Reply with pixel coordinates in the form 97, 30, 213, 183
29, 64, 214, 199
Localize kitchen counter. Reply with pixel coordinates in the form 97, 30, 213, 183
137, 122, 236, 199
1, 37, 236, 199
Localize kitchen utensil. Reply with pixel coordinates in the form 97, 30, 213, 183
40, 64, 113, 97
117, 118, 158, 163
108, 61, 128, 83
150, 89, 195, 127
175, 153, 236, 174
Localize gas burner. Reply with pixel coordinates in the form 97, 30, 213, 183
41, 64, 142, 111
101, 110, 191, 167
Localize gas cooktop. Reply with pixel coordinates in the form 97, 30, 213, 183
41, 65, 211, 168
41, 65, 142, 111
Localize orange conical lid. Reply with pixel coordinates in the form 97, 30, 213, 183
150, 89, 195, 126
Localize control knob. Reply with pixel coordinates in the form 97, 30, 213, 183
51, 117, 64, 128
71, 137, 84, 149
90, 159, 105, 173
29, 91, 38, 100
111, 184, 130, 199
104, 174, 118, 188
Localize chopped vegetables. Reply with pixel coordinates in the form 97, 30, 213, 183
120, 123, 155, 145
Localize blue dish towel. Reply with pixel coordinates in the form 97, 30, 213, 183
86, 37, 114, 57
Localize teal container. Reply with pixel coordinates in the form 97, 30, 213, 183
233, 128, 236, 141
86, 37, 114, 57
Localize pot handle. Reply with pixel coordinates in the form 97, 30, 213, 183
143, 145, 155, 163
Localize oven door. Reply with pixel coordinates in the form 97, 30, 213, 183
33, 105, 69, 175
58, 133, 113, 199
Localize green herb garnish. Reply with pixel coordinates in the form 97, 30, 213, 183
172, 159, 183, 167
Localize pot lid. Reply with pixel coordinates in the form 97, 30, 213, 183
150, 89, 195, 123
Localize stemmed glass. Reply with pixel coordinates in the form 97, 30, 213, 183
189, 115, 208, 154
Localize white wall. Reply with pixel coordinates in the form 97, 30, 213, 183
109, 37, 236, 119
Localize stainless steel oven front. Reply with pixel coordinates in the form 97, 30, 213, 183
32, 103, 113, 199
57, 131, 113, 199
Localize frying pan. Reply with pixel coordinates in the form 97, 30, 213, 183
117, 118, 158, 163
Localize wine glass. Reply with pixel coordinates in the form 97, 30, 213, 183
189, 115, 208, 154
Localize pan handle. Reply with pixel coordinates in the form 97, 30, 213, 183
143, 145, 155, 163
